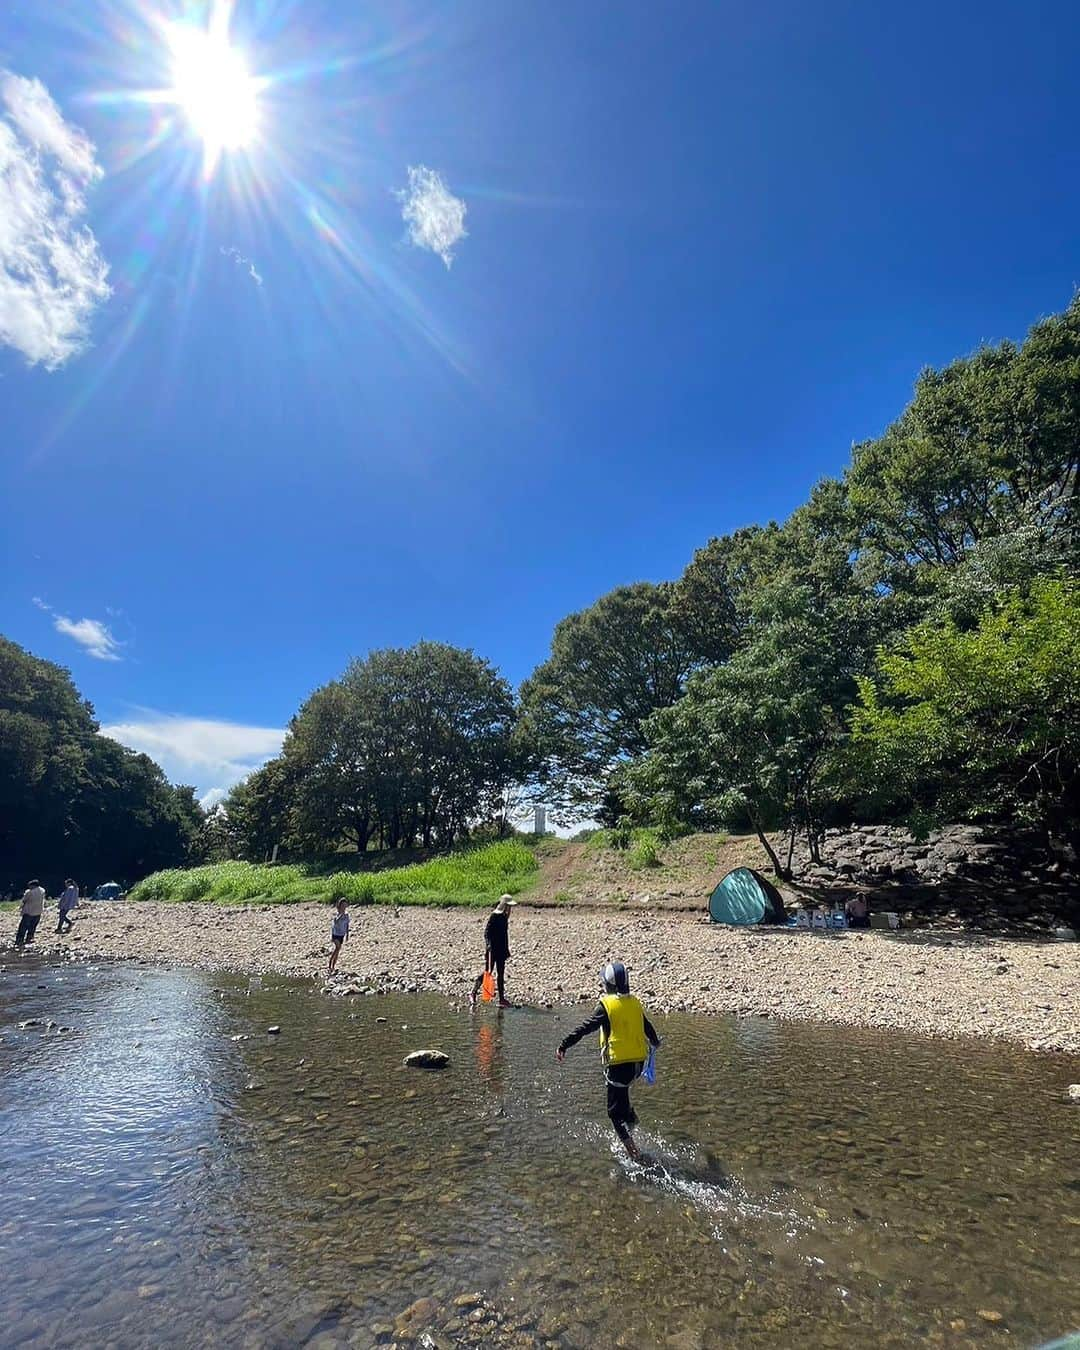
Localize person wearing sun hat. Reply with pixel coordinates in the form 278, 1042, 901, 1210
470, 894, 516, 1008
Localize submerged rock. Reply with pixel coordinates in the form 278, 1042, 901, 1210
1066, 1084, 1080, 1104
395, 1297, 440, 1336
404, 1050, 449, 1070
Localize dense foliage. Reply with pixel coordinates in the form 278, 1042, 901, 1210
0, 637, 202, 892
517, 582, 701, 818
224, 641, 518, 860
846, 577, 1080, 843
526, 296, 1080, 869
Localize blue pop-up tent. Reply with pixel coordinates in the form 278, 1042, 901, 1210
93, 881, 122, 900
708, 867, 786, 926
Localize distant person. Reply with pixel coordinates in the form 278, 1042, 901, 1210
470, 895, 516, 1008
56, 879, 79, 934
845, 893, 870, 929
328, 898, 349, 975
15, 880, 46, 947
555, 960, 660, 1161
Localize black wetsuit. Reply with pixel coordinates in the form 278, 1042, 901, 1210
558, 1003, 659, 1142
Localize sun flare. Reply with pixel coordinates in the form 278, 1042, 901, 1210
167, 20, 259, 165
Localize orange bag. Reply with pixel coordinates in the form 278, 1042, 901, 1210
481, 970, 496, 1002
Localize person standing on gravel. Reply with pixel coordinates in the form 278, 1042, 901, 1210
328, 898, 350, 975
56, 879, 79, 934
15, 880, 46, 947
470, 895, 516, 1008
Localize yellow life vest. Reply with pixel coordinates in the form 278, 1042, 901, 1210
599, 993, 649, 1066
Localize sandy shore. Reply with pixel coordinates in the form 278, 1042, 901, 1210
8, 901, 1079, 1055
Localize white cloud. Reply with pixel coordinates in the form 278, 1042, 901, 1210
34, 597, 122, 660
55, 615, 122, 661
100, 711, 285, 800
199, 786, 229, 810
0, 70, 111, 368
398, 165, 467, 268
221, 244, 263, 286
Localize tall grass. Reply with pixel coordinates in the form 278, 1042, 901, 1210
584, 824, 664, 868
128, 840, 538, 908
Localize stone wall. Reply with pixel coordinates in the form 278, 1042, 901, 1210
790, 823, 1079, 932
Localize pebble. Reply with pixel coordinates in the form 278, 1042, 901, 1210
1066, 1084, 1080, 1104
977, 1309, 1005, 1324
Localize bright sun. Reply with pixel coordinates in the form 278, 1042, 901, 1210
167, 20, 259, 163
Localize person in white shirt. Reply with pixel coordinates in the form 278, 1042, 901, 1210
16, 880, 46, 947
328, 899, 350, 975
57, 879, 79, 934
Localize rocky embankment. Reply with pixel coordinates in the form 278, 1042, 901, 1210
12, 900, 1079, 1055
790, 823, 1080, 932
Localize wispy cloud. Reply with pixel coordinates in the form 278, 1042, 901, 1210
398, 165, 467, 268
221, 244, 263, 286
0, 71, 111, 368
100, 711, 285, 801
34, 596, 122, 661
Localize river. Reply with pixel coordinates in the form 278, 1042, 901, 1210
1, 956, 1078, 1348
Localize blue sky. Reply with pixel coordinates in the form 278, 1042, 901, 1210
2, 0, 1079, 806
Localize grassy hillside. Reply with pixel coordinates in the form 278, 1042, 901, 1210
525, 831, 773, 909
128, 839, 538, 908
125, 832, 775, 912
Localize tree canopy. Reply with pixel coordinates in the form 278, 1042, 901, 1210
845, 576, 1080, 846
517, 582, 700, 819
0, 637, 202, 892
226, 641, 517, 858
526, 294, 1080, 870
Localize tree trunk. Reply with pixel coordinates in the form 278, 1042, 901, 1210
784, 822, 797, 879
750, 811, 787, 880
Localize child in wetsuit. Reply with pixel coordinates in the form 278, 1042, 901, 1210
555, 960, 660, 1160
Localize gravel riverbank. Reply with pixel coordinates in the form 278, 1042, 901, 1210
8, 901, 1079, 1054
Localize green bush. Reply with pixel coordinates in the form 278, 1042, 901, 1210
584, 823, 663, 867
628, 829, 661, 870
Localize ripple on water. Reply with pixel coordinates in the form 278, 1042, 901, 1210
1, 960, 1079, 1349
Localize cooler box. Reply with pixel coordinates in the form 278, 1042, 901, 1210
870, 912, 900, 930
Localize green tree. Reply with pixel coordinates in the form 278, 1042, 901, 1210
222, 757, 299, 861
845, 576, 1080, 846
671, 525, 774, 662
0, 636, 203, 888
847, 297, 1080, 592
624, 576, 863, 877
285, 641, 517, 851
518, 582, 699, 818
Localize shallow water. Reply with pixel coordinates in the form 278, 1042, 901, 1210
1, 957, 1078, 1349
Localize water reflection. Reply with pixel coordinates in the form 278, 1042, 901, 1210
1, 956, 1078, 1349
